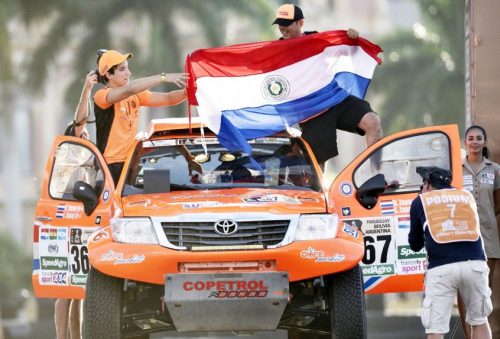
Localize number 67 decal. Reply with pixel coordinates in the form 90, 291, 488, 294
362, 235, 391, 265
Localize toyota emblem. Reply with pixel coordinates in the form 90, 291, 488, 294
214, 219, 238, 235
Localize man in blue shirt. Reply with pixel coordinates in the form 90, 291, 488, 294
409, 166, 492, 339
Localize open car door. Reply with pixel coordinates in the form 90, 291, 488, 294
328, 125, 462, 294
32, 136, 115, 299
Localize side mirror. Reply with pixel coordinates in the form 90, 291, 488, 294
356, 174, 386, 209
73, 181, 98, 216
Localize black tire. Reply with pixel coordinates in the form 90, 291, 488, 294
82, 267, 123, 339
329, 265, 367, 339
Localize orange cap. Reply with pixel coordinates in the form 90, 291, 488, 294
272, 4, 304, 26
98, 50, 133, 76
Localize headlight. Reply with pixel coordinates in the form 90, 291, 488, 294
111, 218, 159, 244
294, 214, 338, 241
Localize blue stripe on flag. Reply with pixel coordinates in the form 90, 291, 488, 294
217, 72, 370, 152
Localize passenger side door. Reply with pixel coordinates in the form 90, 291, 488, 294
32, 136, 115, 299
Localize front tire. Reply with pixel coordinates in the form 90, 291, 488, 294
329, 264, 367, 339
83, 267, 123, 339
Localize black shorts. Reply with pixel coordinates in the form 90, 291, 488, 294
300, 95, 374, 163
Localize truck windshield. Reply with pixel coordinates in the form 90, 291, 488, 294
122, 136, 321, 195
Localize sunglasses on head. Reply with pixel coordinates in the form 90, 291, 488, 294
96, 49, 108, 58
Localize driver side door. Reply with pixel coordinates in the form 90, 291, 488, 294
32, 136, 115, 299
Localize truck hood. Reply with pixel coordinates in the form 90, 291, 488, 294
120, 188, 327, 217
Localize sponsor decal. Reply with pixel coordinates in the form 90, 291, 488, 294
342, 223, 359, 238
95, 216, 102, 225
40, 271, 68, 286
49, 228, 57, 240
397, 216, 411, 229
40, 228, 49, 240
183, 201, 219, 209
249, 137, 290, 145
296, 196, 319, 202
382, 199, 414, 215
341, 207, 351, 216
47, 243, 59, 255
102, 188, 111, 202
243, 194, 300, 204
182, 280, 269, 299
398, 245, 426, 259
100, 250, 145, 265
91, 230, 109, 243
380, 200, 394, 215
358, 217, 396, 271
340, 182, 353, 196
57, 228, 67, 240
40, 256, 68, 270
300, 247, 345, 263
70, 228, 83, 245
55, 204, 83, 220
56, 204, 65, 219
261, 75, 290, 101
362, 264, 395, 276
70, 274, 87, 286
363, 217, 393, 235
397, 258, 425, 275
343, 219, 362, 228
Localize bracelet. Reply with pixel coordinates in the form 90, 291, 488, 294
160, 72, 167, 82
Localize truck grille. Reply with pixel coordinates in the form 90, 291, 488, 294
161, 220, 289, 248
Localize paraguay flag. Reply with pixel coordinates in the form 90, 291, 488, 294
185, 30, 382, 154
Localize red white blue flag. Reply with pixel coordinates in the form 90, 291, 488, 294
186, 30, 382, 154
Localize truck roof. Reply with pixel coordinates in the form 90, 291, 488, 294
148, 117, 203, 135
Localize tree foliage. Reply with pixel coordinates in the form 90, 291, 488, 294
0, 233, 32, 318
371, 0, 465, 134
16, 0, 275, 116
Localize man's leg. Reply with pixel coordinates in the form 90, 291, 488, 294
55, 299, 70, 339
426, 334, 444, 339
357, 112, 382, 147
471, 322, 492, 339
69, 299, 81, 339
458, 291, 472, 339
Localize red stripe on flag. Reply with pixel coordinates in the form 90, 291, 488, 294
186, 30, 382, 79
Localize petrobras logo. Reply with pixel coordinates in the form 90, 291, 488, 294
261, 75, 290, 101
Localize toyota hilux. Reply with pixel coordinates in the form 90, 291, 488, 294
32, 119, 462, 338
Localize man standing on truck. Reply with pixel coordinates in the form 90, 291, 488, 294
94, 49, 188, 184
272, 4, 383, 164
408, 166, 492, 339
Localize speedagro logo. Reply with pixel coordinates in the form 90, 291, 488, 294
40, 257, 68, 270
261, 75, 290, 101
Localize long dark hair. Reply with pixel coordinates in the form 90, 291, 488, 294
465, 125, 489, 158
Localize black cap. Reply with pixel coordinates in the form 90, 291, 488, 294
272, 4, 304, 26
416, 166, 452, 189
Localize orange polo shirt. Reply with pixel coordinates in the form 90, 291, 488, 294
94, 88, 152, 164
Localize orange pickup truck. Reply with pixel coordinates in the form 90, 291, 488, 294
32, 119, 462, 338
